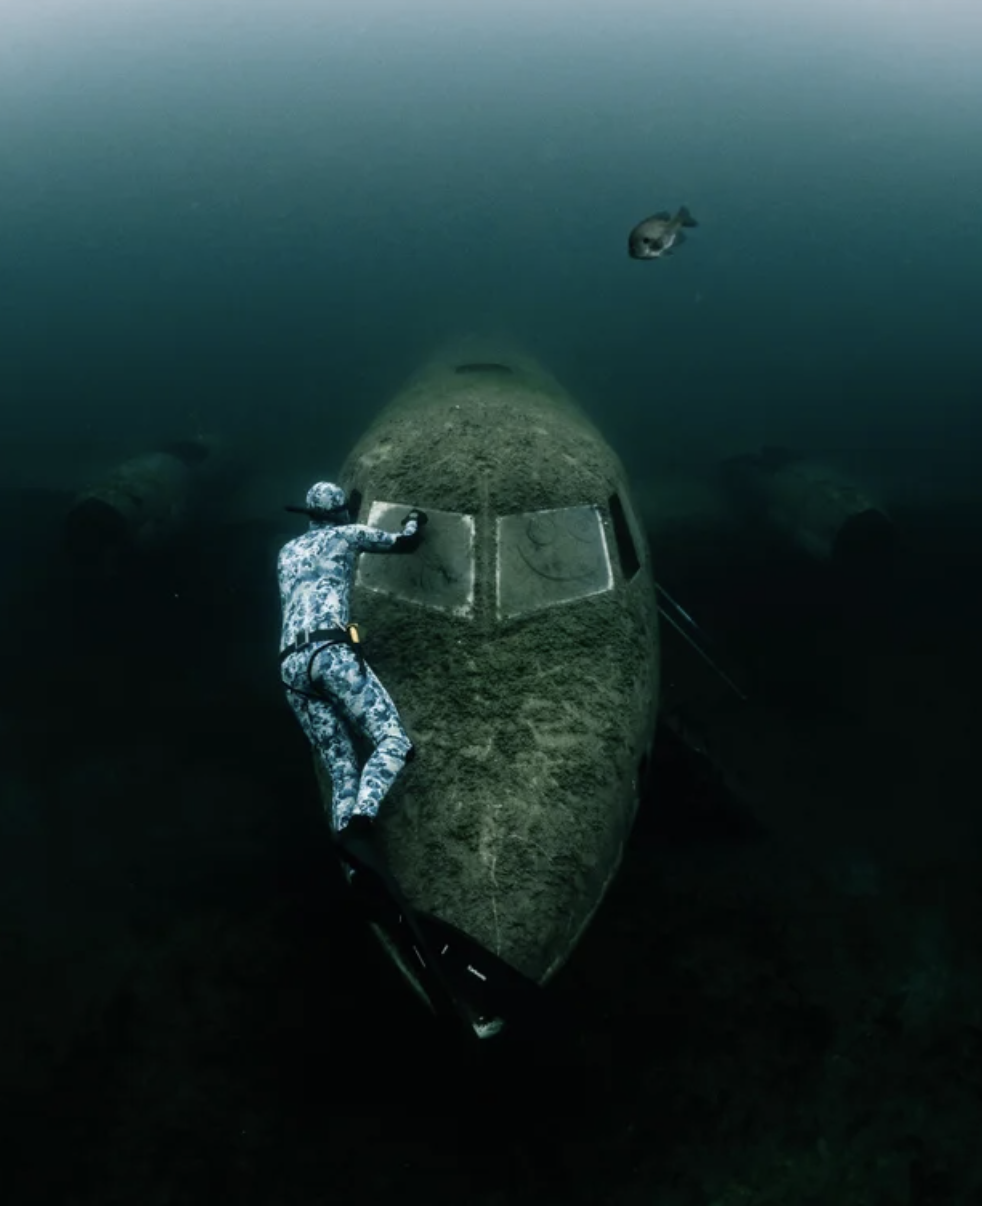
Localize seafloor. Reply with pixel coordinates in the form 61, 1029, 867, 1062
1, 480, 980, 1206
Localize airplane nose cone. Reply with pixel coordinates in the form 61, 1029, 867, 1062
331, 338, 659, 1011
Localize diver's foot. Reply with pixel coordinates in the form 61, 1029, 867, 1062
337, 814, 378, 888
339, 813, 375, 846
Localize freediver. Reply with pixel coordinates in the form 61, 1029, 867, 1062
277, 481, 427, 837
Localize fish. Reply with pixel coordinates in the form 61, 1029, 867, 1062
628, 205, 699, 260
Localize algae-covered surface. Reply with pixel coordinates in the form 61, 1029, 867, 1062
334, 350, 659, 982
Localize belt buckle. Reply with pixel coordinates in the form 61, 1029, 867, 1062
295, 628, 308, 651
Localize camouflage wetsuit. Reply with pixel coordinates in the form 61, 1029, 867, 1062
277, 483, 423, 832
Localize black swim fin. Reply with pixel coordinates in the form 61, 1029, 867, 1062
334, 817, 486, 1037
333, 817, 541, 1040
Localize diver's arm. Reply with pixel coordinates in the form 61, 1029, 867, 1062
350, 510, 427, 554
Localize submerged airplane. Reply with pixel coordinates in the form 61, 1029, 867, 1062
719, 446, 896, 571
63, 436, 227, 573
319, 339, 662, 1039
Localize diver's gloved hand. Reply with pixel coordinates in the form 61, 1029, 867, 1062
391, 508, 427, 553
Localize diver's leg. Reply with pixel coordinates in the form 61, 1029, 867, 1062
283, 668, 359, 831
314, 647, 413, 822
310, 703, 360, 831
348, 666, 414, 820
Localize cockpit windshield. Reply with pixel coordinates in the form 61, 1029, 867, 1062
497, 505, 612, 620
356, 502, 476, 617
355, 501, 614, 620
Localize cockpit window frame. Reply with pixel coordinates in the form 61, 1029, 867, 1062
608, 491, 642, 582
355, 499, 632, 622
495, 503, 614, 622
356, 501, 477, 618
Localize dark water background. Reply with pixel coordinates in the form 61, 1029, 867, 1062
2, 3, 981, 1203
